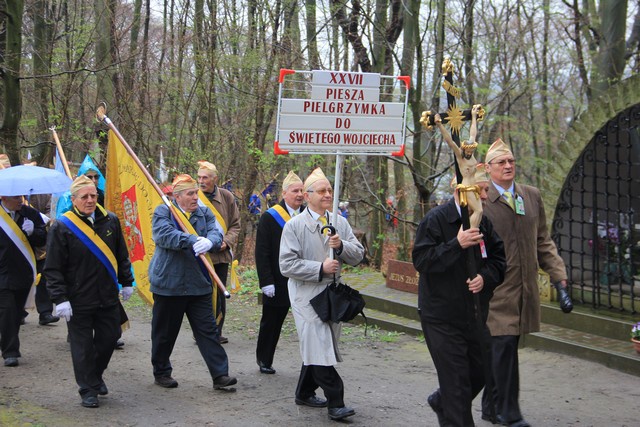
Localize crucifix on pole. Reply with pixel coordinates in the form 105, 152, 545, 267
420, 57, 496, 423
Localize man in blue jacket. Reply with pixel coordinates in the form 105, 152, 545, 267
149, 174, 236, 390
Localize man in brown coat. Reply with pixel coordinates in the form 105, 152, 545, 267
480, 139, 572, 427
196, 161, 240, 343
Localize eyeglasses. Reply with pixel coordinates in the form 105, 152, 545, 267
85, 174, 99, 180
307, 188, 333, 196
488, 158, 516, 167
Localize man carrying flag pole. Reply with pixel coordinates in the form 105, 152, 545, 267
101, 105, 229, 306
148, 174, 237, 390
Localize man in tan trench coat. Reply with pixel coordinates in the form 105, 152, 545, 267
480, 139, 572, 427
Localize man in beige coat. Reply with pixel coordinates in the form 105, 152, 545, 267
480, 139, 572, 427
197, 161, 240, 343
279, 168, 364, 421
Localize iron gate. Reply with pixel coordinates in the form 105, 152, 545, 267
552, 103, 640, 313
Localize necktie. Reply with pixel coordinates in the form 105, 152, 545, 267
319, 215, 328, 234
504, 191, 516, 211
87, 216, 94, 225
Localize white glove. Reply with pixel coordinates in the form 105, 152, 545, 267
262, 284, 276, 298
193, 236, 213, 256
55, 301, 73, 321
21, 218, 34, 236
121, 286, 134, 301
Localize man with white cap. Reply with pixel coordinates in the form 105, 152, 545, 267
196, 161, 240, 344
480, 139, 572, 427
279, 167, 364, 421
414, 165, 506, 426
148, 174, 237, 391
0, 193, 47, 367
255, 171, 304, 374
45, 175, 134, 408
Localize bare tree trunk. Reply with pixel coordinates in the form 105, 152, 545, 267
462, 0, 475, 102
396, 0, 421, 261
591, 0, 628, 98
31, 0, 54, 164
0, 0, 24, 165
305, 0, 320, 70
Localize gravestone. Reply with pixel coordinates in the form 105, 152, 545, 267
386, 259, 419, 294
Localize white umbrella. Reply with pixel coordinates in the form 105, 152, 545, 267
0, 165, 73, 196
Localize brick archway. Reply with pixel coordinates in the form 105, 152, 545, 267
549, 75, 640, 312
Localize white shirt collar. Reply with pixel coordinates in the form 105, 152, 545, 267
307, 208, 326, 222
492, 181, 515, 196
284, 203, 299, 217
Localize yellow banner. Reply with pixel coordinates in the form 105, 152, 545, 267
105, 130, 163, 305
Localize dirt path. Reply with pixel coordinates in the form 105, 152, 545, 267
1, 290, 638, 426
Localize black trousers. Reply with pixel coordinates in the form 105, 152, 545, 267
296, 364, 345, 408
35, 259, 54, 316
151, 293, 229, 381
255, 304, 289, 367
0, 288, 30, 359
421, 316, 486, 427
213, 263, 229, 336
482, 335, 522, 423
67, 304, 120, 398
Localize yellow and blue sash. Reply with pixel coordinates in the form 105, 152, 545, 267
0, 207, 37, 285
266, 205, 291, 228
197, 190, 227, 235
60, 207, 118, 286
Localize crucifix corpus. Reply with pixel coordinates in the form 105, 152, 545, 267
420, 57, 497, 423
420, 57, 485, 227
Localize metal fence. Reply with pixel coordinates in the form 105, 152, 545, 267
552, 104, 640, 314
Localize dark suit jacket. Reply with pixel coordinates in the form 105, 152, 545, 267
412, 198, 506, 327
255, 200, 302, 307
0, 203, 47, 290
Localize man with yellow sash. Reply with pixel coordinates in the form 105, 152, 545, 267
44, 176, 134, 408
196, 161, 240, 344
255, 171, 304, 375
149, 174, 237, 390
0, 194, 47, 367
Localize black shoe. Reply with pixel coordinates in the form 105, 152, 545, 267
218, 336, 229, 344
481, 412, 503, 424
213, 375, 237, 389
508, 419, 531, 427
295, 395, 328, 408
98, 382, 108, 396
154, 376, 178, 388
81, 395, 99, 408
258, 361, 276, 374
327, 406, 355, 421
39, 314, 60, 325
427, 390, 445, 425
115, 339, 125, 349
4, 357, 19, 367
